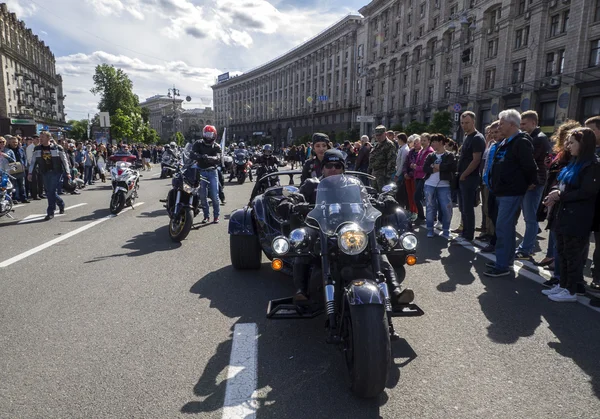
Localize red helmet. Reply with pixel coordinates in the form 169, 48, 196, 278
202, 125, 217, 142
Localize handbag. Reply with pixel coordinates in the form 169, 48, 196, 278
8, 161, 24, 175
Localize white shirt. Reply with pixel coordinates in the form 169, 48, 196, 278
425, 152, 450, 188
26, 143, 35, 165
395, 144, 409, 178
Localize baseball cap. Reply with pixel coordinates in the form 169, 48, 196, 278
322, 149, 346, 165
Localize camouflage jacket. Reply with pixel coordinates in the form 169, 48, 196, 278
369, 139, 396, 177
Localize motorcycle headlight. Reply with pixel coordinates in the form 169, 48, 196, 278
182, 182, 194, 193
377, 226, 399, 250
400, 233, 418, 251
272, 236, 290, 255
338, 223, 368, 255
289, 228, 310, 251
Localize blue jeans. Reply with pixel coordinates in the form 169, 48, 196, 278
425, 185, 452, 234
42, 171, 64, 216
458, 175, 480, 240
414, 178, 425, 219
11, 175, 26, 201
200, 169, 219, 219
84, 165, 94, 185
494, 195, 524, 271
517, 185, 544, 255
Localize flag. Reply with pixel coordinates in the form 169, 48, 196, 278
220, 127, 226, 166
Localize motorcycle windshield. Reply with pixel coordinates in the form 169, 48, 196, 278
307, 174, 381, 236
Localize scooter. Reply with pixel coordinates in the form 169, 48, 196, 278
109, 161, 141, 214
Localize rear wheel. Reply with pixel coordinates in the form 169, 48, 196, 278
230, 235, 262, 270
169, 208, 193, 242
343, 303, 390, 398
238, 172, 246, 184
110, 192, 126, 214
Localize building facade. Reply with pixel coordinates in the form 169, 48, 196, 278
212, 15, 363, 147
214, 0, 600, 141
139, 94, 183, 142
180, 107, 214, 140
357, 0, 600, 136
0, 3, 67, 136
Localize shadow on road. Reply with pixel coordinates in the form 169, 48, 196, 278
182, 263, 407, 418
85, 225, 181, 262
474, 260, 600, 400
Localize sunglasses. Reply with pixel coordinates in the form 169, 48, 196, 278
324, 162, 344, 169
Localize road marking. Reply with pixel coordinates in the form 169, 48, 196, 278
222, 323, 258, 419
152, 172, 162, 178
12, 204, 25, 209
1, 202, 144, 268
18, 203, 88, 224
433, 229, 600, 314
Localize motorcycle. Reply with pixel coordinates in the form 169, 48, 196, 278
267, 174, 422, 398
230, 154, 251, 184
109, 161, 141, 214
0, 169, 15, 219
250, 164, 280, 200
163, 152, 205, 242
160, 153, 179, 179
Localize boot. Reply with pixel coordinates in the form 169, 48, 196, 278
292, 259, 310, 303
381, 257, 414, 307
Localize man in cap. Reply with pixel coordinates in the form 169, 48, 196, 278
278, 149, 414, 308
369, 125, 397, 192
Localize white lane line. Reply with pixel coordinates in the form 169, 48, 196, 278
17, 203, 88, 224
152, 172, 162, 178
222, 323, 258, 419
12, 204, 25, 209
1, 202, 144, 268
433, 229, 600, 314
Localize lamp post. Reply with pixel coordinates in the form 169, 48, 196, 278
167, 85, 191, 143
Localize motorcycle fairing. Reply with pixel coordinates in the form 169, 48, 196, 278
345, 279, 386, 306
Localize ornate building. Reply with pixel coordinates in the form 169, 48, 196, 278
0, 3, 67, 136
212, 15, 363, 146
139, 94, 183, 142
180, 107, 214, 140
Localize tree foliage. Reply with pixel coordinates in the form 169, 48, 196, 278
67, 119, 89, 141
427, 111, 453, 136
90, 64, 139, 115
172, 132, 186, 147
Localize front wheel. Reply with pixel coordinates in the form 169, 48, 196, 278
238, 172, 246, 184
344, 304, 390, 398
110, 192, 126, 214
230, 234, 262, 270
169, 208, 193, 242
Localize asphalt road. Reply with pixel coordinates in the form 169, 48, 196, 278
1, 168, 599, 419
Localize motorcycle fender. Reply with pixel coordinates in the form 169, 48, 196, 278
115, 186, 128, 193
345, 279, 386, 306
228, 207, 256, 236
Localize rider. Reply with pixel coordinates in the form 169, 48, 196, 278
301, 133, 331, 182
109, 143, 137, 163
229, 142, 253, 182
192, 125, 222, 223
278, 149, 414, 308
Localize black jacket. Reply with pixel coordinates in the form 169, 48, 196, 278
191, 141, 221, 170
488, 132, 538, 196
529, 127, 552, 186
301, 157, 324, 182
423, 151, 457, 183
549, 160, 600, 237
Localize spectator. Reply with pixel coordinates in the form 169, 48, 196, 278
83, 145, 95, 186
584, 115, 600, 291
479, 121, 502, 253
423, 134, 457, 239
403, 134, 421, 221
142, 146, 152, 171
386, 130, 399, 151
342, 141, 357, 170
0, 136, 15, 171
393, 133, 410, 208
413, 133, 433, 223
355, 135, 372, 182
542, 127, 600, 302
369, 125, 397, 191
455, 112, 486, 243
478, 121, 500, 242
6, 135, 29, 203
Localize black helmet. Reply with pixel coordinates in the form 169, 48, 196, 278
239, 142, 245, 149
164, 144, 170, 149
263, 144, 273, 155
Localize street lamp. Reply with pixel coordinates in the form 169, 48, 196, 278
167, 85, 191, 142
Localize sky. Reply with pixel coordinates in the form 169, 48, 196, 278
6, 0, 367, 122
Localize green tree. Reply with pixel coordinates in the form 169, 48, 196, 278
111, 108, 134, 141
427, 111, 453, 136
405, 120, 428, 136
142, 126, 160, 145
67, 119, 89, 141
171, 131, 185, 147
90, 64, 140, 116
140, 107, 150, 124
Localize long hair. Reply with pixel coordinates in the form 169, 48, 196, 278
551, 119, 580, 153
557, 128, 597, 185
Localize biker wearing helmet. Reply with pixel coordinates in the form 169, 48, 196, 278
278, 149, 414, 309
192, 125, 222, 223
229, 141, 252, 182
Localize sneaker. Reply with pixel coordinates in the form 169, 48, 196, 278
452, 226, 463, 234
213, 217, 220, 224
44, 214, 54, 221
480, 244, 496, 253
475, 227, 485, 232
201, 217, 210, 224
441, 231, 451, 240
514, 251, 533, 262
220, 200, 226, 206
542, 277, 560, 288
434, 221, 442, 228
59, 207, 65, 215
427, 231, 434, 238
548, 289, 577, 302
485, 261, 496, 269
542, 284, 564, 296
484, 268, 510, 277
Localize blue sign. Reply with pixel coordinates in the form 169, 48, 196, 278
453, 103, 462, 112
217, 72, 230, 84
558, 92, 570, 109
318, 95, 328, 101
521, 98, 530, 111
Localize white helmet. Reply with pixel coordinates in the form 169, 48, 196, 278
170, 142, 177, 149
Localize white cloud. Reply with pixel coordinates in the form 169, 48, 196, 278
4, 0, 36, 17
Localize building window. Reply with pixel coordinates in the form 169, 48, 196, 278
428, 86, 434, 102
546, 52, 556, 76
462, 75, 471, 94
558, 49, 565, 74
515, 26, 529, 49
517, 0, 526, 15
429, 62, 436, 79
444, 81, 451, 98
403, 73, 408, 87
402, 93, 407, 108
540, 102, 556, 126
490, 8, 501, 27
487, 39, 498, 58
583, 96, 600, 120
450, 5, 457, 16
512, 60, 526, 84
562, 10, 569, 33
433, 16, 439, 29
590, 39, 600, 67
549, 14, 560, 37
420, 3, 425, 18
419, 25, 424, 37
595, 0, 600, 22
484, 68, 496, 90
415, 69, 421, 83
408, 13, 412, 26
412, 90, 419, 106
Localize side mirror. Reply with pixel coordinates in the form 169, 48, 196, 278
282, 185, 299, 197
381, 183, 397, 194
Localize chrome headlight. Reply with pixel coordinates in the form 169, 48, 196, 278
289, 228, 310, 251
400, 233, 418, 251
377, 226, 399, 250
272, 236, 290, 255
182, 182, 194, 193
338, 223, 368, 255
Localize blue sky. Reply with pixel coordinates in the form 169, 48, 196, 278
7, 0, 366, 121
